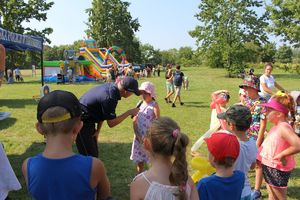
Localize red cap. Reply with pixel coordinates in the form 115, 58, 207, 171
204, 132, 240, 161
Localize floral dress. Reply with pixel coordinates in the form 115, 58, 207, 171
130, 101, 157, 163
244, 97, 267, 140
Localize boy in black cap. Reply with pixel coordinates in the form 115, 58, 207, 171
77, 76, 140, 157
22, 90, 111, 200
217, 104, 257, 200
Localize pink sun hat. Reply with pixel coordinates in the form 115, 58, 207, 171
139, 81, 156, 98
259, 98, 289, 114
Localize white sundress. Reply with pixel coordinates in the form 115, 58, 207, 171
136, 172, 192, 200
130, 101, 156, 163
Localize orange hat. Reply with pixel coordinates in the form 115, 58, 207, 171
204, 132, 240, 161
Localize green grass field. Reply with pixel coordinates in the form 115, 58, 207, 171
0, 67, 299, 199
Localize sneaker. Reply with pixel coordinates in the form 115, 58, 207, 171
164, 98, 168, 103
251, 190, 261, 200
180, 102, 184, 106
172, 103, 176, 107
168, 100, 172, 103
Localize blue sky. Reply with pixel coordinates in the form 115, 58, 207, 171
24, 0, 199, 50
24, 0, 281, 50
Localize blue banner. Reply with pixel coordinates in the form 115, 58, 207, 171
0, 28, 43, 51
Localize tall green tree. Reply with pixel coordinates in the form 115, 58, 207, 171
267, 0, 300, 47
0, 0, 54, 43
275, 44, 292, 63
243, 42, 261, 63
139, 43, 161, 65
260, 42, 276, 63
0, 0, 54, 68
189, 0, 268, 76
86, 0, 140, 62
160, 49, 178, 66
292, 48, 300, 63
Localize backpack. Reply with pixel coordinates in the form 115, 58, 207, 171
173, 71, 183, 86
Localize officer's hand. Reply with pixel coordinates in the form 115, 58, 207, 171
129, 107, 139, 117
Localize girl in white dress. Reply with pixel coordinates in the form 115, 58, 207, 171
130, 117, 199, 200
131, 81, 160, 173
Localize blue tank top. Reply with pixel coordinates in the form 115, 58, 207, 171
27, 154, 96, 200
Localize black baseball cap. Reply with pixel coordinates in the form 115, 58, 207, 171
123, 77, 140, 96
37, 90, 82, 123
217, 104, 252, 128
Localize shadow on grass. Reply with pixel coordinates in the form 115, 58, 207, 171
0, 117, 17, 130
7, 141, 134, 200
0, 99, 37, 108
184, 101, 209, 108
99, 142, 135, 199
11, 80, 42, 85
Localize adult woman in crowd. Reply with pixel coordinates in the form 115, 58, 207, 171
259, 63, 287, 100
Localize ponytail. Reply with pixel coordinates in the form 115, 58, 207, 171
146, 117, 190, 200
170, 131, 189, 200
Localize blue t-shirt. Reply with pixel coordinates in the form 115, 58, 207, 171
27, 154, 96, 200
80, 83, 121, 122
197, 170, 245, 200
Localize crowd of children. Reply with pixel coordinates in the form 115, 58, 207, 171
1, 61, 300, 200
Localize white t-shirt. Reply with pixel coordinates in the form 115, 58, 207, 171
234, 137, 257, 198
14, 68, 21, 76
259, 74, 275, 96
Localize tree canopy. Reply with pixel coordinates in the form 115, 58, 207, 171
86, 0, 140, 62
189, 0, 269, 76
267, 0, 300, 47
0, 0, 54, 43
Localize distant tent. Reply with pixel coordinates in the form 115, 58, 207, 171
0, 27, 44, 85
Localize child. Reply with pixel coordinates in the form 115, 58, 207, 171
130, 117, 199, 200
164, 64, 174, 103
191, 90, 230, 155
290, 91, 300, 136
131, 81, 160, 173
239, 75, 267, 199
258, 91, 300, 200
22, 90, 111, 200
172, 65, 185, 107
197, 132, 245, 200
183, 76, 189, 90
217, 105, 257, 200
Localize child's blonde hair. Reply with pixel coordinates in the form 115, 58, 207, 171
146, 117, 189, 200
39, 106, 81, 135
